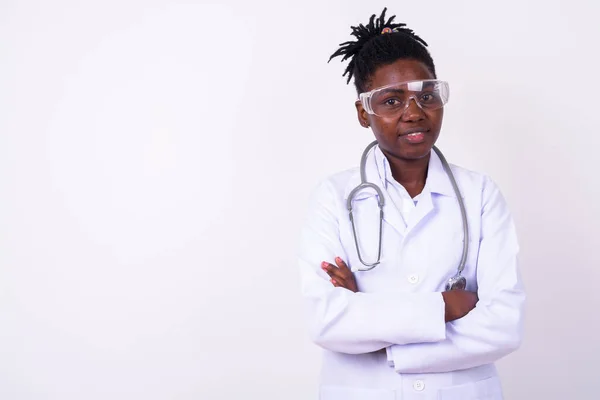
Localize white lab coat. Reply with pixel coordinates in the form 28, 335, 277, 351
298, 146, 525, 400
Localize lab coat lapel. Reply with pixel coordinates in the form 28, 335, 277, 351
380, 187, 408, 235
370, 145, 408, 235
404, 187, 434, 234
404, 149, 456, 234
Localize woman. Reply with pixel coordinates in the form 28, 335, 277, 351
298, 8, 525, 400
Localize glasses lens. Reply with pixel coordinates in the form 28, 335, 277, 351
369, 80, 449, 117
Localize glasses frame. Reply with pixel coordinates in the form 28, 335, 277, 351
358, 79, 450, 117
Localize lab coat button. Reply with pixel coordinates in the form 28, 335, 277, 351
408, 274, 419, 284
413, 380, 425, 391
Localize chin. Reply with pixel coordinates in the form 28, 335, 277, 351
378, 139, 434, 161
398, 144, 433, 160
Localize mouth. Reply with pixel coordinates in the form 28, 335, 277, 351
400, 128, 430, 144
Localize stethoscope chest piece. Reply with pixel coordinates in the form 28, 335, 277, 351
445, 275, 467, 291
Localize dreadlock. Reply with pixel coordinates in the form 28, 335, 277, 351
328, 8, 436, 94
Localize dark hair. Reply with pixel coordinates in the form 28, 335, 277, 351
328, 8, 436, 94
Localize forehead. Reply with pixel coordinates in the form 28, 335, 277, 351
367, 59, 435, 91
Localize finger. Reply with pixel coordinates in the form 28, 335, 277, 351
322, 262, 349, 282
333, 259, 354, 283
332, 279, 351, 290
331, 278, 350, 289
333, 258, 358, 292
322, 263, 348, 285
334, 257, 351, 273
321, 262, 350, 286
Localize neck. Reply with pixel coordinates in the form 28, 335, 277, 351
384, 150, 430, 198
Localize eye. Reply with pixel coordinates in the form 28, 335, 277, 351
380, 97, 403, 108
420, 93, 434, 102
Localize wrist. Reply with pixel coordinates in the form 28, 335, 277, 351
441, 291, 451, 322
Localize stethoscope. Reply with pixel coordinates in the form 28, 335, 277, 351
346, 140, 469, 291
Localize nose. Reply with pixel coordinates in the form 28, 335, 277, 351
401, 97, 425, 122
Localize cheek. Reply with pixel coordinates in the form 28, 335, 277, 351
381, 121, 395, 131
371, 126, 394, 144
372, 119, 395, 135
429, 109, 444, 129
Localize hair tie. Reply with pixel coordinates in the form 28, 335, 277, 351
381, 27, 403, 35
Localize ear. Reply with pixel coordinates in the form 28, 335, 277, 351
355, 100, 370, 128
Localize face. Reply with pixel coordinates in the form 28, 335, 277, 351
355, 59, 443, 162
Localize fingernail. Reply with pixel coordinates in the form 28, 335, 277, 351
331, 279, 336, 284
335, 257, 341, 263
321, 262, 328, 268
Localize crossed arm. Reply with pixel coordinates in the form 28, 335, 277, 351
299, 179, 525, 372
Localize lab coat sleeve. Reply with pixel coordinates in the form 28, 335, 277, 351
388, 177, 526, 373
299, 180, 446, 355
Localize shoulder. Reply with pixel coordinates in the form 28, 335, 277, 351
449, 162, 500, 196
310, 167, 359, 199
449, 162, 510, 215
304, 167, 360, 218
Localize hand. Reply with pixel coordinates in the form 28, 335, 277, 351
321, 257, 358, 293
441, 290, 479, 322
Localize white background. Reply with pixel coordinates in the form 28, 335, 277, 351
1, 0, 599, 399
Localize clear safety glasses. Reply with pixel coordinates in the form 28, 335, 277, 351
359, 79, 450, 118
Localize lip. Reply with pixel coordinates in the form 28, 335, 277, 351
400, 127, 431, 136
